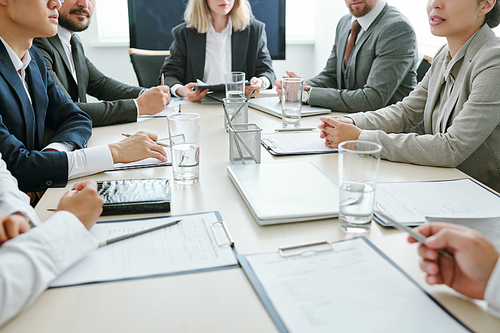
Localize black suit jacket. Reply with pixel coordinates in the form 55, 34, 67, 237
160, 19, 276, 88
33, 35, 143, 127
0, 43, 92, 192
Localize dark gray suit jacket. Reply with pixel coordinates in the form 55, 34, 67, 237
33, 35, 143, 127
307, 4, 418, 112
160, 19, 275, 88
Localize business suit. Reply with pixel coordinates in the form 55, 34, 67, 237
306, 3, 417, 112
160, 19, 276, 88
350, 24, 500, 192
33, 35, 143, 127
0, 42, 92, 193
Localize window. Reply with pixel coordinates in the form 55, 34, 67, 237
94, 0, 314, 44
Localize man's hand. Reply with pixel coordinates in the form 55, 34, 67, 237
137, 86, 171, 116
108, 131, 168, 164
274, 70, 303, 100
56, 180, 103, 231
245, 77, 263, 97
409, 223, 500, 300
0, 214, 30, 244
318, 116, 360, 148
177, 83, 208, 102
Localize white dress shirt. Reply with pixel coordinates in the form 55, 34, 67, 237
0, 37, 115, 180
0, 154, 98, 327
351, 0, 387, 42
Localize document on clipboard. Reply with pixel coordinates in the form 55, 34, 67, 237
50, 212, 237, 288
238, 237, 471, 333
374, 178, 500, 227
261, 131, 337, 155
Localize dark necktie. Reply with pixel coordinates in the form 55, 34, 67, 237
69, 34, 87, 102
344, 20, 361, 68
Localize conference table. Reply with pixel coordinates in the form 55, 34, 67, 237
2, 98, 500, 333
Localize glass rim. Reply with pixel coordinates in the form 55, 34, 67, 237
338, 140, 382, 154
281, 77, 303, 82
167, 112, 200, 121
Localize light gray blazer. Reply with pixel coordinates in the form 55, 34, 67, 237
306, 3, 418, 112
350, 24, 500, 192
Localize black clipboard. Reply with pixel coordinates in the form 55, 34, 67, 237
261, 132, 338, 156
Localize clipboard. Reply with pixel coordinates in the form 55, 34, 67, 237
261, 132, 337, 155
50, 211, 237, 288
238, 237, 471, 333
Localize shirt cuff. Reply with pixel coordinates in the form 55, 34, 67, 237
66, 145, 114, 180
133, 99, 140, 118
484, 258, 500, 318
43, 142, 75, 152
259, 76, 270, 90
171, 84, 183, 97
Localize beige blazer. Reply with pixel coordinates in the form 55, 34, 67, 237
350, 24, 500, 192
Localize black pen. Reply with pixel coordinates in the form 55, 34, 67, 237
121, 133, 169, 148
98, 220, 181, 248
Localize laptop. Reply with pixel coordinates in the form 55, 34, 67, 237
227, 161, 339, 225
249, 97, 331, 119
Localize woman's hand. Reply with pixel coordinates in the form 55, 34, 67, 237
246, 77, 263, 97
318, 116, 360, 148
177, 83, 208, 102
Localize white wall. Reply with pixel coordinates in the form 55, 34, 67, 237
78, 0, 348, 87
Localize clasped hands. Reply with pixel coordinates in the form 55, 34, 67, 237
318, 116, 361, 148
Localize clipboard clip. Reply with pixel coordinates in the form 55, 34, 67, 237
261, 138, 276, 150
211, 221, 234, 247
278, 240, 333, 258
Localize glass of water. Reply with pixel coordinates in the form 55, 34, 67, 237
225, 72, 245, 99
167, 113, 200, 185
281, 77, 303, 128
338, 141, 382, 233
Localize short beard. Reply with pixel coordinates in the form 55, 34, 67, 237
349, 4, 373, 18
58, 10, 91, 32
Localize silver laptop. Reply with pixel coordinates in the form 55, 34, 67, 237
227, 161, 339, 225
249, 97, 331, 119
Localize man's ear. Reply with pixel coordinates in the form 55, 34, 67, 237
481, 0, 496, 14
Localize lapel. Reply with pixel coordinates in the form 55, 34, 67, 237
189, 30, 206, 81
337, 19, 350, 88
48, 35, 72, 76
0, 42, 36, 149
423, 54, 445, 134
345, 4, 388, 88
26, 48, 47, 149
231, 28, 249, 72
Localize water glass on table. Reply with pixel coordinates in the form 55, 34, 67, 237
338, 140, 382, 233
167, 113, 200, 185
225, 72, 246, 99
281, 77, 303, 128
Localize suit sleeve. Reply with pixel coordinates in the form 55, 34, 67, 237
349, 47, 500, 168
253, 23, 276, 85
160, 25, 189, 88
308, 19, 417, 112
306, 42, 339, 89
82, 58, 142, 126
0, 212, 98, 327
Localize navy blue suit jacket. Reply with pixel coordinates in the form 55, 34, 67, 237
0, 42, 92, 192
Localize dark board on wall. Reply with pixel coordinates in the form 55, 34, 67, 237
128, 0, 285, 60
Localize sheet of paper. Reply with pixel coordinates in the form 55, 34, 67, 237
50, 212, 237, 287
375, 179, 500, 224
246, 238, 469, 333
261, 132, 337, 154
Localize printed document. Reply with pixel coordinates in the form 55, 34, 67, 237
375, 178, 500, 225
261, 132, 337, 155
246, 238, 469, 333
50, 212, 237, 287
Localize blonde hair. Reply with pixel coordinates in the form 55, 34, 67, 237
184, 0, 253, 33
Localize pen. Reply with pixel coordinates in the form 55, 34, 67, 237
275, 127, 317, 132
230, 89, 255, 122
376, 209, 455, 261
161, 73, 165, 86
121, 133, 169, 148
98, 219, 181, 248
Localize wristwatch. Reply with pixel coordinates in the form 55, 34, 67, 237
302, 86, 312, 104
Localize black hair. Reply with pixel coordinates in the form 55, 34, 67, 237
481, 0, 500, 28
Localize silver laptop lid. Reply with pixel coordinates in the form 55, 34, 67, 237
227, 161, 339, 225
249, 97, 331, 119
